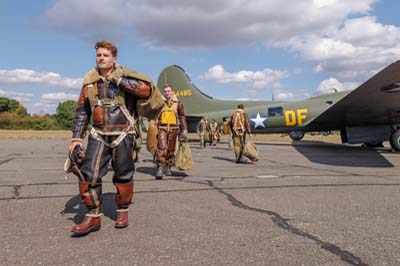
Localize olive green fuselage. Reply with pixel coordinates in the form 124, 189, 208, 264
157, 65, 348, 133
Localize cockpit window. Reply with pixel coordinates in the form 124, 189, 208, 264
268, 107, 283, 117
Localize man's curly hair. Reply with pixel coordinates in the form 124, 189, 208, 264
95, 40, 118, 57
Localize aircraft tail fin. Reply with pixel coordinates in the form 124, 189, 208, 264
157, 65, 218, 115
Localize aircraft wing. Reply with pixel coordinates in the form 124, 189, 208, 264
303, 60, 400, 131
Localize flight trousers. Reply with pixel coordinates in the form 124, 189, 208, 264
156, 128, 178, 166
232, 130, 246, 163
79, 134, 135, 214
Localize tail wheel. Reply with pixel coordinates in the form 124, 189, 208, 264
390, 130, 400, 151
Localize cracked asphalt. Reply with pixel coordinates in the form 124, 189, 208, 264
1, 139, 400, 266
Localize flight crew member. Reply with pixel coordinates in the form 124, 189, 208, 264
222, 117, 233, 149
209, 119, 220, 146
155, 84, 187, 179
68, 40, 162, 236
196, 116, 208, 148
229, 104, 252, 162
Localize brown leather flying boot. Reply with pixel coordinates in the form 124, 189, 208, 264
114, 182, 133, 228
71, 215, 101, 236
115, 209, 129, 228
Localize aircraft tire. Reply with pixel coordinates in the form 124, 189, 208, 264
390, 130, 400, 151
289, 131, 304, 141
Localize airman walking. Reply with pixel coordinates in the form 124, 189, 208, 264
229, 104, 252, 163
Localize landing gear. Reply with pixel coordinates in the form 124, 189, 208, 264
390, 130, 400, 151
289, 131, 304, 141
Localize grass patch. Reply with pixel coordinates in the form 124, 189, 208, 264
0, 130, 341, 143
0, 130, 71, 139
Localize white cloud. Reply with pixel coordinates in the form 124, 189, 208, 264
44, 0, 400, 81
26, 92, 79, 114
273, 90, 311, 101
0, 89, 33, 102
0, 69, 82, 89
272, 82, 283, 90
316, 78, 359, 94
33, 102, 58, 115
202, 65, 288, 88
336, 16, 400, 48
291, 16, 400, 79
46, 0, 376, 48
41, 92, 78, 101
275, 91, 295, 100
234, 98, 253, 101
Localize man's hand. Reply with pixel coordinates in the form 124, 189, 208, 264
107, 67, 124, 86
181, 129, 188, 138
69, 141, 84, 154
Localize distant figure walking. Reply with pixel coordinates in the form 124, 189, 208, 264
222, 117, 232, 149
196, 116, 209, 149
209, 119, 220, 146
229, 104, 252, 163
155, 84, 187, 179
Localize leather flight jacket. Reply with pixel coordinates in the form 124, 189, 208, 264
155, 96, 187, 166
229, 110, 252, 135
72, 70, 151, 141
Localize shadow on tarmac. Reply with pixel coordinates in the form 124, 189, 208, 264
62, 193, 118, 224
212, 156, 254, 164
136, 166, 188, 177
262, 140, 394, 167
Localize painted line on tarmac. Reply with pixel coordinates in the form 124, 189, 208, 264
255, 175, 278, 179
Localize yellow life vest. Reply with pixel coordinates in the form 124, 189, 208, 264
161, 102, 177, 126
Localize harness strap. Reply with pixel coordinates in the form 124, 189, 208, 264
87, 83, 136, 130
233, 111, 245, 133
90, 128, 130, 148
119, 105, 136, 128
87, 84, 96, 113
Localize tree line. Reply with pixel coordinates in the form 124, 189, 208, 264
0, 97, 76, 130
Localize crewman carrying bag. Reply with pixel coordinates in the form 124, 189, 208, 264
232, 110, 245, 135
223, 121, 231, 134
175, 137, 193, 170
146, 119, 158, 155
242, 140, 259, 162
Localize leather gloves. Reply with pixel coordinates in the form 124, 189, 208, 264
180, 129, 188, 138
107, 67, 124, 86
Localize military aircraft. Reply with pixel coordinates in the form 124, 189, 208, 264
156, 61, 400, 151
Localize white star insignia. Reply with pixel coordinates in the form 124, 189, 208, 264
251, 112, 267, 128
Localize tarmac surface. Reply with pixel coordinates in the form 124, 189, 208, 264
1, 139, 400, 266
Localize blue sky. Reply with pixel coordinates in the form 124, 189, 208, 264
0, 0, 399, 114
